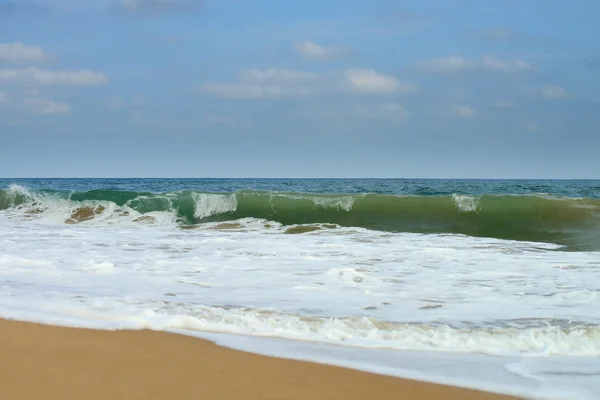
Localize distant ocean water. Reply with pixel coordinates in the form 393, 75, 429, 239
1, 178, 599, 399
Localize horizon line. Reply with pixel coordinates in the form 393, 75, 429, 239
1, 177, 599, 181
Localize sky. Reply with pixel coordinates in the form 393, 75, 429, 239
0, 0, 599, 178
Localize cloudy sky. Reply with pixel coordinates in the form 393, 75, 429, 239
1, 0, 598, 178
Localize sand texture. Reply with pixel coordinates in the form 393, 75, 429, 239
0, 319, 518, 400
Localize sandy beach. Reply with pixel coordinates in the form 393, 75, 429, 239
0, 319, 518, 400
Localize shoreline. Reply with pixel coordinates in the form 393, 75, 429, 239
0, 318, 520, 400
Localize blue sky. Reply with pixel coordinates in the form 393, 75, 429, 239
0, 0, 599, 178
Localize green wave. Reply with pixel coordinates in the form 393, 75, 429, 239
1, 186, 599, 250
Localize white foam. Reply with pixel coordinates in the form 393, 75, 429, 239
324, 267, 383, 286
1, 184, 43, 212
24, 301, 599, 356
452, 193, 480, 212
6, 183, 32, 198
258, 192, 359, 212
2, 190, 179, 227
78, 261, 116, 274
311, 195, 358, 211
1, 212, 600, 398
192, 193, 238, 219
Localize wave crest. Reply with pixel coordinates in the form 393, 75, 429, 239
1, 187, 599, 249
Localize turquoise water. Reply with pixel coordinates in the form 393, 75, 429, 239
2, 178, 599, 197
1, 178, 599, 250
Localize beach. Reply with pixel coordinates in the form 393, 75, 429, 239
1, 179, 599, 399
0, 318, 516, 400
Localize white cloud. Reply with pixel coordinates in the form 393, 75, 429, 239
418, 55, 533, 73
0, 67, 108, 86
453, 104, 475, 117
201, 68, 319, 99
541, 85, 567, 100
0, 90, 10, 104
345, 69, 418, 94
481, 55, 532, 72
295, 41, 339, 60
25, 98, 71, 115
0, 42, 46, 62
202, 68, 418, 99
356, 102, 409, 121
240, 69, 320, 84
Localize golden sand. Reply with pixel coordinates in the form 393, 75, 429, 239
0, 319, 518, 400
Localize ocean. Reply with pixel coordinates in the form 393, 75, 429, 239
1, 178, 599, 399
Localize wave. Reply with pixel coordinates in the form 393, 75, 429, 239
2, 185, 600, 249
63, 302, 600, 357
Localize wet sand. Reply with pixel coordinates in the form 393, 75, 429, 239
0, 319, 518, 400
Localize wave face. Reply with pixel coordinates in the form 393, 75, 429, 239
2, 185, 599, 249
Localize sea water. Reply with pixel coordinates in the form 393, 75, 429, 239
1, 178, 599, 399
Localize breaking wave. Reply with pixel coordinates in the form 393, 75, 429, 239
1, 185, 600, 249
60, 301, 600, 357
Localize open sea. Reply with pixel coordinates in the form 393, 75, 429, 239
1, 178, 599, 399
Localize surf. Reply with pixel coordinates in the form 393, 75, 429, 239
1, 185, 599, 250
